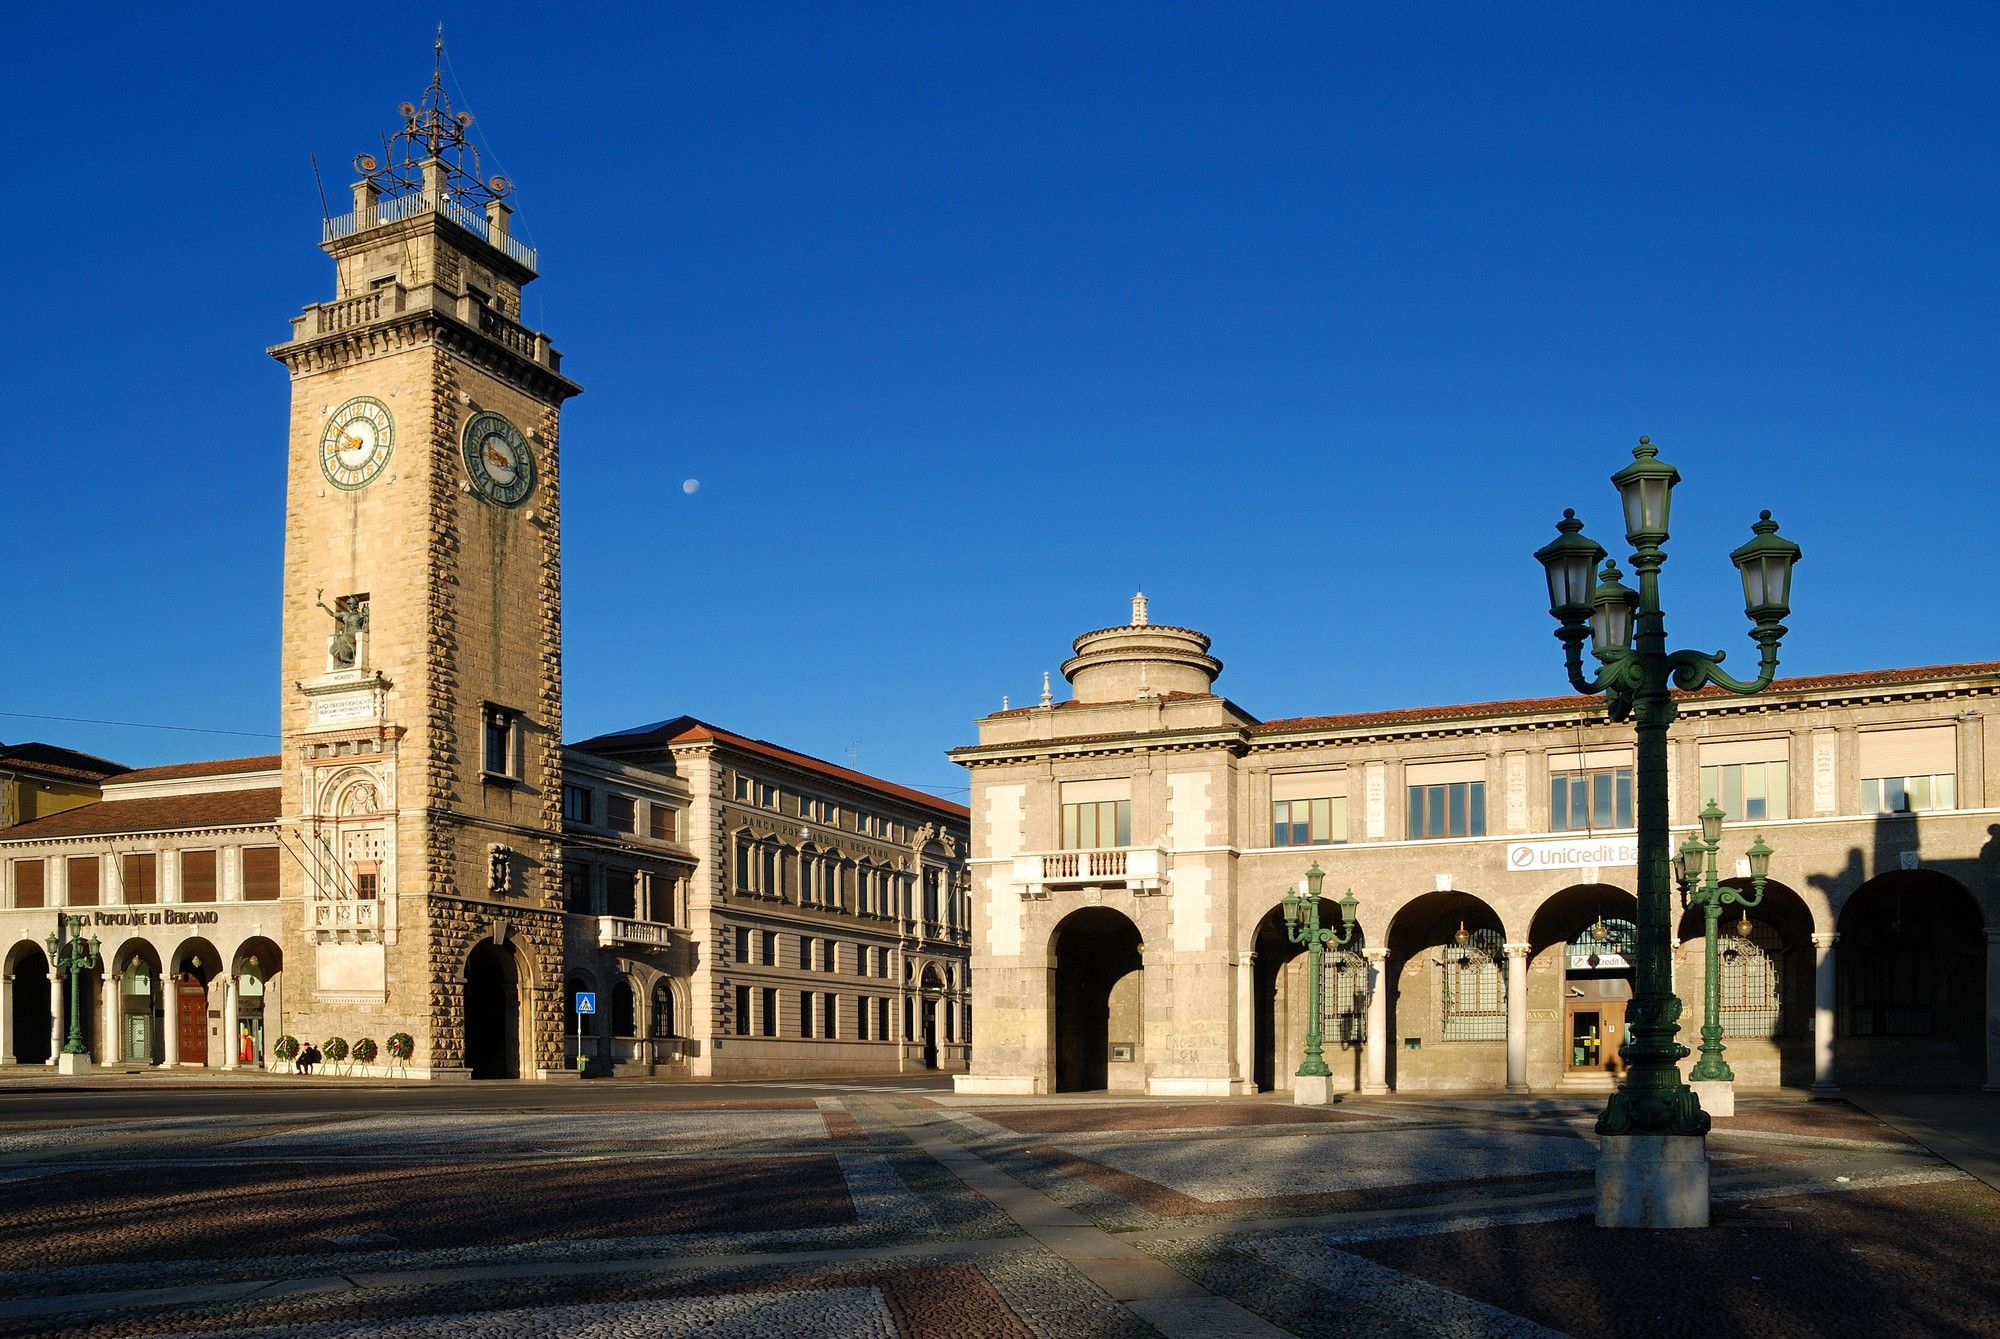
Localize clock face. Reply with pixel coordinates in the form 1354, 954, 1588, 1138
319, 397, 394, 490
461, 411, 535, 507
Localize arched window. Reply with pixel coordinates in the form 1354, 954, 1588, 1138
1324, 942, 1368, 1043
650, 980, 677, 1038
1566, 917, 1637, 972
1441, 927, 1506, 1040
1718, 921, 1783, 1037
612, 980, 637, 1037
760, 844, 781, 899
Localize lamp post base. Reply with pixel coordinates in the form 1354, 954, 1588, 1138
56, 1052, 93, 1077
1596, 1133, 1710, 1228
1291, 1073, 1339, 1105
1687, 1079, 1734, 1117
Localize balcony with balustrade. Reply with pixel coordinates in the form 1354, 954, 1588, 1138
596, 917, 686, 952
1012, 847, 1167, 899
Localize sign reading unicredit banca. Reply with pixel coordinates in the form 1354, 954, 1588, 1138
1505, 837, 1638, 873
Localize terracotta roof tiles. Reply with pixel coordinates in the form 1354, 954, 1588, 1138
0, 788, 281, 842
111, 755, 282, 785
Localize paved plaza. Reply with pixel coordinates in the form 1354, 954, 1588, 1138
0, 1076, 1995, 1337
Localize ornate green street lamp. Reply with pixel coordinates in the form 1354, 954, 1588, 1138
1281, 863, 1359, 1080
45, 913, 100, 1057
1534, 437, 1800, 1148
1674, 802, 1772, 1083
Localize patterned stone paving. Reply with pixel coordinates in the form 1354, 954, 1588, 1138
0, 1086, 1990, 1338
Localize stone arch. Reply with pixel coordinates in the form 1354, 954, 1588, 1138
463, 934, 529, 1080
5, 940, 54, 1066
1675, 879, 1814, 1088
168, 936, 223, 1067
649, 975, 684, 1039
1833, 869, 1985, 1087
1251, 898, 1367, 1094
1525, 883, 1639, 1087
106, 938, 164, 1066
230, 935, 284, 1069
1384, 890, 1507, 1091
1049, 906, 1144, 1092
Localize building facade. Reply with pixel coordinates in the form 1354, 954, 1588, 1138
0, 68, 967, 1080
953, 596, 2000, 1098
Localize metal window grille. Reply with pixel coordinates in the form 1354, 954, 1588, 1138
1441, 927, 1506, 1040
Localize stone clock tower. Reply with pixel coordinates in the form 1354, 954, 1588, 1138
268, 65, 581, 1079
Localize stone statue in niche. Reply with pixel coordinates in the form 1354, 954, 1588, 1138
315, 590, 370, 669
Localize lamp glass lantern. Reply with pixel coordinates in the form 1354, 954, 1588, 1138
1699, 799, 1725, 846
1730, 511, 1803, 625
1535, 510, 1607, 622
1609, 436, 1680, 544
1588, 563, 1639, 656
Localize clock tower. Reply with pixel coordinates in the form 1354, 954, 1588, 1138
269, 61, 581, 1079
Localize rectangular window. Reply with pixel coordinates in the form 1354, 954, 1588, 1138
565, 864, 593, 914
1061, 800, 1132, 849
605, 796, 636, 834
857, 995, 871, 1041
1549, 769, 1634, 832
1405, 762, 1486, 839
823, 992, 838, 1039
1859, 725, 1957, 815
876, 947, 889, 978
1271, 797, 1349, 846
734, 984, 751, 1036
1700, 761, 1790, 823
605, 868, 636, 919
801, 990, 816, 1039
760, 987, 777, 1037
355, 869, 379, 900
67, 856, 100, 907
648, 805, 676, 841
877, 996, 891, 1039
562, 784, 592, 823
181, 850, 216, 903
800, 934, 815, 970
242, 848, 281, 901
482, 704, 523, 781
761, 929, 777, 966
122, 853, 157, 905
1405, 782, 1486, 838
13, 859, 44, 909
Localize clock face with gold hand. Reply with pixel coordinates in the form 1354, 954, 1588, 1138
319, 398, 394, 490
461, 410, 534, 507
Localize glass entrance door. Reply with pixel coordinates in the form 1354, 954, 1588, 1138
1566, 1002, 1626, 1075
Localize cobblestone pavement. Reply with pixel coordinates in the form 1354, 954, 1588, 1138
0, 1078, 1992, 1337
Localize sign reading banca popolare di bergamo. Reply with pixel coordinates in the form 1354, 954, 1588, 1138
1504, 837, 1639, 873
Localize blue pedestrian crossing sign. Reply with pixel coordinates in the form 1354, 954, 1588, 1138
575, 991, 596, 1015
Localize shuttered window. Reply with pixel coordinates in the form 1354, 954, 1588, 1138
13, 860, 44, 909
648, 804, 676, 841
181, 850, 217, 903
67, 856, 99, 907
241, 848, 281, 901
123, 853, 158, 905
606, 795, 636, 834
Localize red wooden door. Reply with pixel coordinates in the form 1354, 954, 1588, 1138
177, 981, 207, 1065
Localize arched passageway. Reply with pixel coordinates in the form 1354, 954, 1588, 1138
1675, 880, 1813, 1087
1385, 891, 1507, 1091
1252, 901, 1366, 1093
1050, 907, 1143, 1092
1835, 871, 1985, 1087
919, 962, 946, 1070
233, 938, 284, 1069
464, 940, 525, 1079
8, 944, 53, 1065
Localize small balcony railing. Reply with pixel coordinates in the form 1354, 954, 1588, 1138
597, 917, 682, 950
1013, 847, 1166, 897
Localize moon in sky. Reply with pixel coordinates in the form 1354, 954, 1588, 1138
682, 479, 700, 495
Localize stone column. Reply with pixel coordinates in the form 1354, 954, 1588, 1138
1235, 951, 1256, 1092
162, 977, 180, 1068
266, 968, 282, 1070
47, 972, 62, 1064
1363, 948, 1390, 1094
0, 969, 12, 1064
102, 969, 121, 1063
1985, 930, 2000, 1093
1504, 942, 1531, 1093
1811, 932, 1840, 1095
222, 975, 240, 1071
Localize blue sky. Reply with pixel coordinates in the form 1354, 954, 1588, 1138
5, 5, 1995, 800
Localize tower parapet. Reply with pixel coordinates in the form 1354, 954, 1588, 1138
1061, 593, 1222, 702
